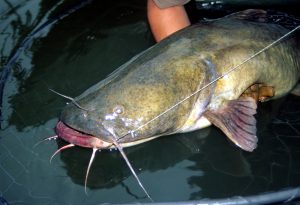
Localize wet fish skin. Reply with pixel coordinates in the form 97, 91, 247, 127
57, 10, 300, 151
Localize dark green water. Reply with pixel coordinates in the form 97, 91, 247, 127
0, 0, 300, 204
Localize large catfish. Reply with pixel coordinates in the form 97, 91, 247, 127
55, 10, 300, 152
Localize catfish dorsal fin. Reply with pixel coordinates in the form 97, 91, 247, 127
204, 97, 258, 152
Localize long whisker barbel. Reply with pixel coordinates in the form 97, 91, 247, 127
33, 135, 58, 148
103, 124, 153, 202
50, 143, 75, 163
84, 148, 98, 195
116, 25, 300, 142
49, 88, 90, 111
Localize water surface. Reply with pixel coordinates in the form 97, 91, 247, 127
0, 0, 300, 204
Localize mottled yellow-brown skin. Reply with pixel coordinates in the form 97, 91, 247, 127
60, 11, 300, 147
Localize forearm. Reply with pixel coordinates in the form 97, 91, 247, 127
147, 0, 191, 42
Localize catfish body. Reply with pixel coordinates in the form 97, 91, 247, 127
55, 10, 300, 151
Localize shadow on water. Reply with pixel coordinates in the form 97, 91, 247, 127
1, 0, 300, 204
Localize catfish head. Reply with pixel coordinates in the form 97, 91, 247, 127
55, 35, 216, 149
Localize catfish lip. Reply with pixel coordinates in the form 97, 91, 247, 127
55, 121, 112, 148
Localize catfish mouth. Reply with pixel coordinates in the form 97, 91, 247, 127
55, 121, 160, 149
55, 121, 112, 149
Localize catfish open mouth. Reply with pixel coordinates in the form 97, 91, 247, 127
55, 121, 112, 149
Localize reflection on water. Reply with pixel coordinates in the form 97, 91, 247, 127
0, 0, 300, 204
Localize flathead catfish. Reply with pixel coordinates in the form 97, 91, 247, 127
55, 10, 300, 152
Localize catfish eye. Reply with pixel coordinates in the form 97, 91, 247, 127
113, 105, 124, 115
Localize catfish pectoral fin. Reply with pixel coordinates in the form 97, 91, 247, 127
204, 97, 258, 152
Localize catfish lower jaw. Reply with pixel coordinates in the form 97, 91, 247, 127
55, 121, 112, 148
